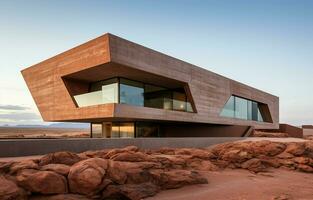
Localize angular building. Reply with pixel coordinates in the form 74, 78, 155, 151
21, 33, 279, 138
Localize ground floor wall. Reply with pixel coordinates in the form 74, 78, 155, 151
0, 137, 244, 157
90, 121, 252, 138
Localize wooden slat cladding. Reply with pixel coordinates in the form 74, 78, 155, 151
22, 33, 279, 129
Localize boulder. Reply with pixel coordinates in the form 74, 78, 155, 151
102, 182, 159, 200
187, 159, 219, 171
107, 160, 150, 184
252, 141, 286, 157
221, 149, 253, 163
304, 141, 313, 158
16, 169, 67, 194
0, 161, 14, 174
285, 143, 305, 156
68, 158, 108, 195
111, 151, 149, 162
105, 146, 139, 159
39, 151, 82, 166
175, 148, 216, 160
41, 164, 70, 176
150, 169, 208, 189
152, 154, 187, 169
78, 149, 110, 159
10, 160, 39, 174
0, 175, 26, 200
296, 164, 313, 173
241, 158, 268, 173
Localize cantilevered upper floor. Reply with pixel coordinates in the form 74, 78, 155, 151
21, 33, 279, 129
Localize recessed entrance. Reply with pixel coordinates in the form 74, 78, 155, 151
91, 122, 160, 138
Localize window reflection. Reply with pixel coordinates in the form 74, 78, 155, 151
73, 77, 194, 113
220, 95, 266, 122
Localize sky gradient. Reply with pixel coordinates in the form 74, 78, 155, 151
0, 0, 313, 126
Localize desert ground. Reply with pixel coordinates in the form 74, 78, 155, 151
0, 127, 89, 138
148, 169, 313, 200
1, 138, 313, 200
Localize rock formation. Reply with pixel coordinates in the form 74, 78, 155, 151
1, 140, 313, 199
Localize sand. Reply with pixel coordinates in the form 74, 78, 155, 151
147, 169, 313, 200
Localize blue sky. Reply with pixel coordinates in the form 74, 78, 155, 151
0, 0, 312, 126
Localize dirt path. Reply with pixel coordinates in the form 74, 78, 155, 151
147, 169, 313, 200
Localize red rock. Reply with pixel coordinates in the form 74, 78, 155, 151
187, 159, 219, 171
68, 158, 108, 195
241, 158, 268, 173
150, 169, 208, 189
152, 154, 187, 169
17, 169, 67, 194
221, 149, 253, 163
41, 164, 70, 176
29, 194, 91, 200
154, 147, 175, 155
105, 146, 139, 159
304, 141, 313, 157
10, 160, 39, 174
39, 151, 82, 166
285, 143, 305, 156
102, 182, 159, 200
252, 141, 286, 157
0, 175, 26, 200
78, 149, 110, 159
111, 151, 149, 162
277, 152, 295, 159
0, 161, 14, 174
176, 148, 216, 160
107, 160, 150, 184
296, 164, 313, 172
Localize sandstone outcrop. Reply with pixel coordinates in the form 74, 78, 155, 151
1, 140, 313, 199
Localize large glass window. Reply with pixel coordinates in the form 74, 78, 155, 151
136, 122, 159, 137
91, 123, 102, 138
220, 95, 268, 122
235, 97, 248, 120
74, 78, 118, 107
120, 79, 144, 106
173, 92, 186, 111
73, 77, 194, 113
220, 96, 235, 118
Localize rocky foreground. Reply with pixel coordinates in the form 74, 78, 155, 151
1, 140, 313, 200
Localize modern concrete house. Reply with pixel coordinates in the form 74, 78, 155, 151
21, 33, 279, 138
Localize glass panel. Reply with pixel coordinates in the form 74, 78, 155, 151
74, 82, 118, 107
235, 97, 248, 120
252, 101, 258, 121
186, 102, 193, 112
136, 122, 159, 137
119, 123, 135, 138
247, 100, 252, 120
120, 79, 144, 106
258, 108, 264, 122
164, 98, 173, 110
102, 83, 118, 104
91, 123, 102, 138
74, 91, 103, 107
111, 125, 120, 138
90, 78, 118, 92
173, 92, 186, 111
220, 96, 235, 117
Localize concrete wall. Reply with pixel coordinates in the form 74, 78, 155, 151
0, 137, 244, 157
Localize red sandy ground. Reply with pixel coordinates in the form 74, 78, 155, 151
147, 169, 313, 200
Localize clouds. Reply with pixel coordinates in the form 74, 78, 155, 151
0, 104, 29, 110
0, 112, 40, 121
0, 104, 41, 124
